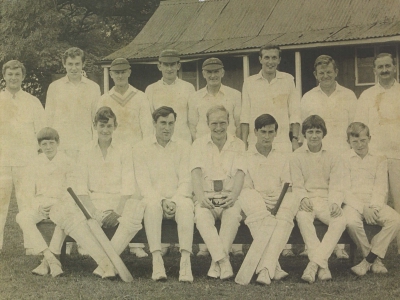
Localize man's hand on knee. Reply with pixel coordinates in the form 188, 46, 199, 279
102, 210, 121, 228
162, 199, 176, 219
300, 198, 313, 212
363, 206, 378, 225
330, 203, 342, 218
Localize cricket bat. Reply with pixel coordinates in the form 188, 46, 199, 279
67, 187, 134, 283
235, 182, 290, 285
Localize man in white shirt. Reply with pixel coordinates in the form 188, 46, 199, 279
354, 53, 400, 253
340, 122, 400, 276
0, 60, 45, 254
291, 115, 346, 283
111, 106, 194, 282
300, 55, 357, 259
189, 57, 243, 256
240, 45, 301, 152
45, 47, 100, 161
97, 57, 153, 257
146, 49, 195, 144
239, 114, 298, 285
189, 58, 241, 140
97, 58, 153, 147
50, 106, 137, 279
191, 105, 245, 280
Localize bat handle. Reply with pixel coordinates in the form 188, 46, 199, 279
270, 182, 290, 216
67, 187, 92, 220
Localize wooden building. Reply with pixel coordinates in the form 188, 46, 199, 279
100, 0, 400, 97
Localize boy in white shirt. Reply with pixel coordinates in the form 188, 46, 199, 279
341, 122, 400, 276
291, 115, 346, 283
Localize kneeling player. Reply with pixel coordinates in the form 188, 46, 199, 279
341, 122, 400, 276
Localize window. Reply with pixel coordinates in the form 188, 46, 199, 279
355, 45, 399, 86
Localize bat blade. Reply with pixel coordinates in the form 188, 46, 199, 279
87, 219, 134, 283
235, 183, 290, 285
235, 217, 277, 285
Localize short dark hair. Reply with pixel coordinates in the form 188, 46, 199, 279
346, 122, 370, 141
62, 47, 85, 65
302, 115, 327, 137
94, 106, 117, 126
37, 127, 60, 144
373, 53, 395, 67
314, 55, 337, 71
2, 60, 26, 77
152, 106, 177, 122
206, 105, 229, 124
254, 114, 278, 131
259, 45, 281, 58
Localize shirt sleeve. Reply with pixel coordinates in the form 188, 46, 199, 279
45, 83, 56, 127
289, 153, 309, 202
189, 138, 203, 172
231, 140, 247, 175
144, 85, 155, 113
347, 90, 358, 124
174, 142, 193, 200
75, 146, 90, 195
91, 84, 101, 123
353, 91, 370, 125
287, 78, 301, 125
188, 93, 199, 137
233, 89, 242, 129
133, 144, 162, 202
138, 93, 154, 138
328, 155, 345, 206
33, 97, 45, 135
370, 156, 389, 210
280, 157, 292, 185
240, 79, 251, 124
120, 145, 136, 196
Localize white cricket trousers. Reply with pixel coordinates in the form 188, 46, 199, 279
343, 204, 400, 258
0, 166, 27, 250
296, 197, 346, 269
143, 197, 194, 253
239, 188, 299, 277
194, 201, 242, 262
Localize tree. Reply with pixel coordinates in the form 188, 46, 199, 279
0, 0, 160, 102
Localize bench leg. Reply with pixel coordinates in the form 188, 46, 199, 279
350, 241, 356, 265
60, 241, 67, 266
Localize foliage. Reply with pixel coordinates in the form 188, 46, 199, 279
0, 0, 160, 101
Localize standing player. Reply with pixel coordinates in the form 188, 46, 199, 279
189, 58, 241, 140
240, 45, 301, 152
300, 55, 357, 258
354, 53, 400, 253
146, 49, 194, 144
45, 47, 100, 161
0, 60, 45, 254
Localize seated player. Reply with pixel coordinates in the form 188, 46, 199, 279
49, 106, 137, 278
291, 115, 346, 283
341, 122, 400, 276
191, 105, 245, 280
110, 106, 194, 282
239, 114, 298, 285
16, 127, 74, 277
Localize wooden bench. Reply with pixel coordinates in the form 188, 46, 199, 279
37, 219, 382, 265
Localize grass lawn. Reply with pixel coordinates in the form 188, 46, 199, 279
1, 198, 400, 300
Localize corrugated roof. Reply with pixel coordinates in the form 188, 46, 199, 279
103, 0, 400, 61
